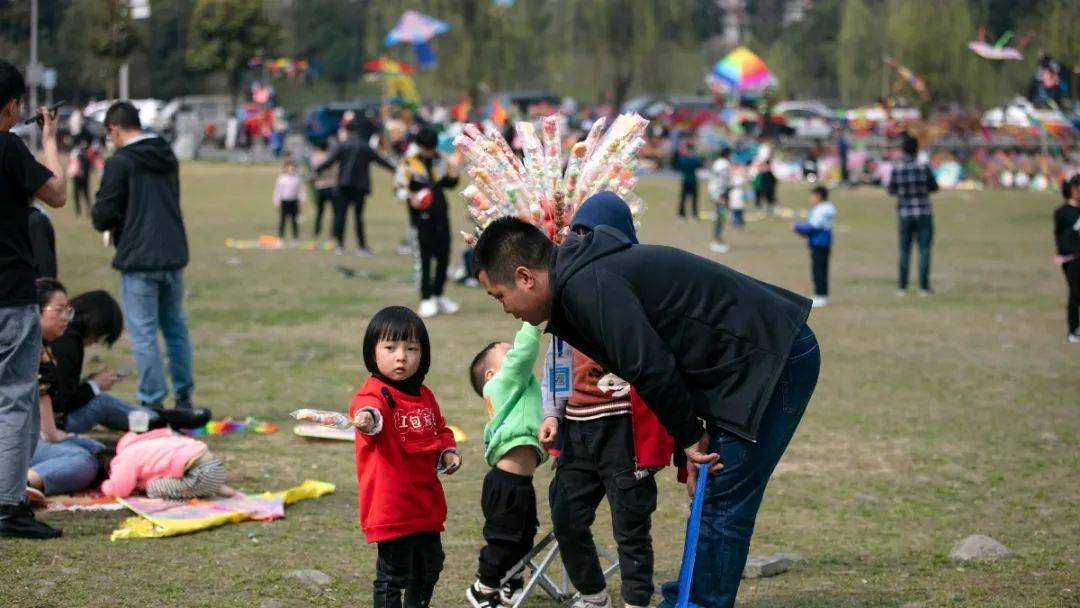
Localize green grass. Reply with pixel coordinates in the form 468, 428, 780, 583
3, 164, 1077, 608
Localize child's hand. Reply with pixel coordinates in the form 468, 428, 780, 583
439, 451, 462, 475
352, 410, 375, 433
538, 416, 559, 450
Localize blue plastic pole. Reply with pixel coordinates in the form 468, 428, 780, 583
675, 463, 710, 608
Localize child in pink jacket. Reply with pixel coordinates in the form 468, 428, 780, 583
101, 428, 236, 499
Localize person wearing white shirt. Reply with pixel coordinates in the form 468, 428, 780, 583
708, 149, 733, 253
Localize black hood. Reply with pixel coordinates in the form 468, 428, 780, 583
119, 136, 177, 174
549, 226, 633, 307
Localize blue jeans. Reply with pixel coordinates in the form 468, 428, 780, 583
661, 325, 820, 608
0, 305, 41, 506
30, 436, 105, 496
120, 270, 195, 405
62, 392, 161, 433
898, 215, 933, 290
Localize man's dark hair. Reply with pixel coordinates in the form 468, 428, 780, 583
0, 60, 26, 109
469, 342, 502, 397
70, 290, 124, 347
901, 134, 918, 157
104, 101, 141, 130
415, 127, 438, 150
473, 217, 552, 284
362, 306, 431, 381
36, 277, 66, 309
811, 185, 829, 200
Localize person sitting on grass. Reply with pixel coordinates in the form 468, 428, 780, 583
793, 186, 837, 308
28, 278, 107, 508
465, 322, 547, 607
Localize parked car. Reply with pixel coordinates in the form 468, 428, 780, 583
774, 100, 835, 139
303, 100, 381, 145
981, 96, 1069, 128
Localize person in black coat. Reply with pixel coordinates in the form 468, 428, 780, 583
27, 204, 57, 278
1054, 175, 1080, 342
315, 119, 395, 255
473, 212, 820, 608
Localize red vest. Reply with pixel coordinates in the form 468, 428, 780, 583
349, 376, 456, 543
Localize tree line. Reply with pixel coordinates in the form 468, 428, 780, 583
0, 0, 1075, 111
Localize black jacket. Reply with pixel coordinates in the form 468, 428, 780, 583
28, 205, 57, 278
1053, 203, 1080, 256
91, 136, 189, 271
546, 227, 812, 445
316, 136, 394, 194
47, 326, 96, 420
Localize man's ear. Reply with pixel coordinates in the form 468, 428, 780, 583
515, 266, 535, 289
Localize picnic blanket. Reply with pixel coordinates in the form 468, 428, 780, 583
110, 479, 334, 540
183, 416, 279, 437
225, 236, 334, 251
46, 490, 124, 512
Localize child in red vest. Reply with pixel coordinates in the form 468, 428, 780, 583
348, 306, 461, 608
539, 193, 676, 608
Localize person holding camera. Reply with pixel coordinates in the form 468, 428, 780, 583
0, 60, 67, 539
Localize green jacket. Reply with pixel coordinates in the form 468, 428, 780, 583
483, 323, 549, 467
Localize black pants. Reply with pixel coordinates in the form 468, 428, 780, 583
73, 178, 90, 215
374, 532, 444, 608
477, 468, 538, 588
1063, 258, 1080, 334
417, 221, 450, 300
550, 415, 657, 606
811, 246, 830, 296
678, 181, 699, 218
332, 186, 368, 249
755, 173, 776, 209
313, 187, 335, 237
278, 199, 299, 239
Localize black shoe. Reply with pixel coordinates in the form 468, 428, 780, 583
0, 501, 62, 539
466, 581, 502, 608
500, 576, 524, 605
150, 406, 212, 430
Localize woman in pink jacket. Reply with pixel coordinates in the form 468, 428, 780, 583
101, 428, 235, 499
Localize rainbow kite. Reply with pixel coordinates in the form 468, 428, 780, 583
710, 47, 776, 92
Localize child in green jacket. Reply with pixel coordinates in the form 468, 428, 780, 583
466, 322, 548, 607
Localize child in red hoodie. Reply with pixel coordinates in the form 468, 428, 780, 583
348, 306, 461, 608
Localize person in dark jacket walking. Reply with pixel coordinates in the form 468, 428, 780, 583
315, 119, 395, 255
1054, 174, 1080, 343
473, 214, 820, 608
673, 141, 703, 220
91, 102, 207, 421
397, 128, 460, 318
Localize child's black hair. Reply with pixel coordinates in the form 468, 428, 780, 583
469, 342, 502, 397
70, 290, 124, 347
811, 185, 829, 201
363, 306, 431, 380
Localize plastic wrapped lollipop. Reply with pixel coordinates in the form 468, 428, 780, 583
541, 115, 562, 200
516, 122, 549, 205
484, 124, 527, 181
580, 117, 608, 164
291, 408, 353, 430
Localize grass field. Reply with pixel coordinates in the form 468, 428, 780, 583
2, 163, 1077, 608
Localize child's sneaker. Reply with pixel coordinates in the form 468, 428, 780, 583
1068, 332, 1080, 344
418, 298, 438, 318
499, 576, 524, 605
466, 581, 502, 607
571, 590, 613, 608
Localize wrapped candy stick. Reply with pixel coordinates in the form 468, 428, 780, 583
484, 124, 527, 181
516, 122, 549, 210
581, 117, 608, 165
291, 408, 353, 430
541, 115, 562, 200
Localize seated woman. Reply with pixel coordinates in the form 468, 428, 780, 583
49, 290, 208, 431
28, 279, 106, 501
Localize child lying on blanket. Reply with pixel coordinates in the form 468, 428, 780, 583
101, 428, 236, 499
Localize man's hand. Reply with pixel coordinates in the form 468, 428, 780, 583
39, 106, 59, 142
41, 428, 70, 443
91, 370, 119, 392
538, 416, 559, 450
683, 432, 723, 497
440, 451, 462, 475
352, 410, 375, 433
34, 106, 67, 208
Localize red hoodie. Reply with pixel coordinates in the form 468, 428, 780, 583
349, 376, 457, 543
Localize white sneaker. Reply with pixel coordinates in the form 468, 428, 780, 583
355, 247, 374, 257
463, 277, 481, 288
895, 289, 907, 297
334, 247, 344, 256
1068, 332, 1080, 344
571, 591, 613, 608
918, 288, 933, 297
709, 242, 730, 253
418, 298, 438, 318
436, 296, 460, 315
811, 296, 828, 308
